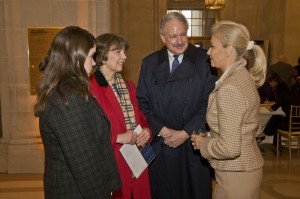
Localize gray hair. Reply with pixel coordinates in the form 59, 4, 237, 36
159, 12, 189, 35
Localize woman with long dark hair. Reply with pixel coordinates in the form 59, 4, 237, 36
34, 26, 121, 199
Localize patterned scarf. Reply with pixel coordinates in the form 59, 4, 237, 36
110, 73, 136, 130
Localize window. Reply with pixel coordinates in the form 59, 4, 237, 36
167, 9, 216, 37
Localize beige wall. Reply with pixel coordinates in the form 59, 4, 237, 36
109, 0, 166, 83
285, 0, 300, 66
0, 0, 110, 173
219, 0, 300, 66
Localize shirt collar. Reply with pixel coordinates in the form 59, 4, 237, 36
167, 50, 183, 63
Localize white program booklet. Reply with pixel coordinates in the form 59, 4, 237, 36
119, 125, 147, 178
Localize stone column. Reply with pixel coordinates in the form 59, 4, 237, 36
0, 0, 109, 173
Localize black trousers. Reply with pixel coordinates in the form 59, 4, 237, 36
264, 115, 289, 145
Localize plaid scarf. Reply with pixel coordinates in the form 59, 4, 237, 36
110, 73, 136, 130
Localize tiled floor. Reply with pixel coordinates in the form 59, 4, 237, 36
0, 173, 43, 199
0, 142, 299, 199
259, 142, 300, 199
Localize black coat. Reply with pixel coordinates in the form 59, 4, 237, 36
137, 44, 217, 199
39, 78, 121, 199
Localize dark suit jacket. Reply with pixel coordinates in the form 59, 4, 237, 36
39, 78, 121, 199
137, 44, 217, 199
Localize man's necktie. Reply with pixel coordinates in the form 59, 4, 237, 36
171, 55, 179, 73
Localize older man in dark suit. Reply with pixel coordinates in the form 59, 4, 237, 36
137, 12, 217, 199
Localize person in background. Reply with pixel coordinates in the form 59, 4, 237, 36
258, 71, 282, 103
191, 21, 266, 199
268, 54, 297, 88
257, 79, 300, 150
292, 56, 300, 94
89, 33, 152, 199
291, 76, 300, 94
34, 26, 121, 199
137, 12, 217, 199
256, 72, 285, 143
294, 56, 300, 76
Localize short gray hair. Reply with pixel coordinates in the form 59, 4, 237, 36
159, 12, 189, 35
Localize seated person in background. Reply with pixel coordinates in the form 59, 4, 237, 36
268, 54, 297, 88
258, 71, 282, 103
257, 80, 300, 148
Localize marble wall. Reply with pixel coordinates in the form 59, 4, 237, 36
0, 0, 109, 173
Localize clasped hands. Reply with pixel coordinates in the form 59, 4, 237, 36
159, 127, 189, 148
117, 128, 151, 146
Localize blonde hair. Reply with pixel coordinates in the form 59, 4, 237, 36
211, 20, 267, 87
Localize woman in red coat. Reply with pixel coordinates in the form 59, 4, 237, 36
90, 33, 152, 199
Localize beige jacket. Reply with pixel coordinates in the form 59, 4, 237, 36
200, 59, 264, 172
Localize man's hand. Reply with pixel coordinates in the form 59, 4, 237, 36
164, 130, 189, 148
159, 127, 174, 138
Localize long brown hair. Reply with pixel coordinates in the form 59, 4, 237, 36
34, 26, 95, 116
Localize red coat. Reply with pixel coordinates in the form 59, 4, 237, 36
90, 75, 152, 199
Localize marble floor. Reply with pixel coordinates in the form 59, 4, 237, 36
0, 143, 299, 199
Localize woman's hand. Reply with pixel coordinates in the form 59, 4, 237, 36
190, 134, 206, 150
136, 128, 150, 147
116, 130, 138, 145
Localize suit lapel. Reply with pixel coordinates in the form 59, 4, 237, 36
152, 59, 170, 83
170, 58, 194, 81
208, 59, 247, 111
152, 56, 193, 83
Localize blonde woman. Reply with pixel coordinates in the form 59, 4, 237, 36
191, 21, 266, 199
